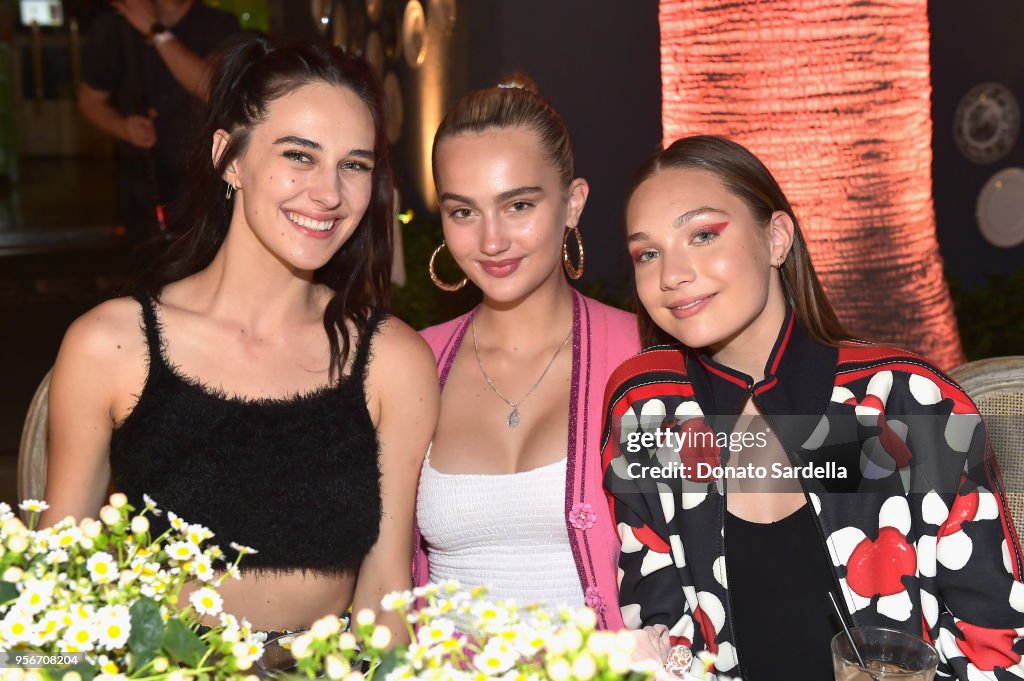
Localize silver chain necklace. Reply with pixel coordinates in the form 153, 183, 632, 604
471, 317, 572, 428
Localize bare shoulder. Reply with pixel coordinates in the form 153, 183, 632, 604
57, 296, 146, 366
368, 315, 438, 378
365, 315, 440, 419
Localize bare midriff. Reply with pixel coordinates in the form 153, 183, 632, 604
180, 570, 356, 631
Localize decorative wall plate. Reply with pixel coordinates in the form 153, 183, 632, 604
383, 71, 404, 144
954, 82, 1020, 165
402, 0, 426, 67
976, 167, 1024, 248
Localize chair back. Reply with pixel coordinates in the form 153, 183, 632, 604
17, 369, 52, 518
949, 356, 1024, 544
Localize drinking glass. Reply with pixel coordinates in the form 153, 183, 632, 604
832, 627, 939, 680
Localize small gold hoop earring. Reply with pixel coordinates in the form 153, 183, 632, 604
429, 241, 467, 292
562, 225, 585, 280
225, 182, 236, 200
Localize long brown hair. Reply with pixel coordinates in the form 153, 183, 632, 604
626, 135, 850, 349
137, 35, 393, 382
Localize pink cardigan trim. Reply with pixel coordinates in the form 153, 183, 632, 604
415, 290, 639, 630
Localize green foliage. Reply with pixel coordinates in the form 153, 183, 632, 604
163, 618, 208, 667
949, 270, 1024, 360
391, 215, 479, 330
128, 597, 164, 668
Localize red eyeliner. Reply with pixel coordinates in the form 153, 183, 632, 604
701, 221, 729, 234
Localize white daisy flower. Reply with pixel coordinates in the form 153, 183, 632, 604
45, 548, 70, 565
31, 609, 65, 645
167, 511, 187, 531
0, 501, 12, 520
55, 526, 82, 549
472, 640, 517, 675
142, 493, 162, 515
15, 578, 55, 615
17, 499, 49, 513
229, 542, 258, 555
95, 605, 131, 650
165, 541, 198, 562
1, 611, 34, 645
189, 587, 223, 616
186, 523, 213, 545
416, 618, 455, 647
61, 618, 96, 652
86, 553, 118, 584
189, 554, 214, 582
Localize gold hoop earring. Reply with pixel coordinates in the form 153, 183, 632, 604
429, 241, 467, 292
562, 225, 584, 280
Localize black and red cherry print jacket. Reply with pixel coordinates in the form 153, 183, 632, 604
601, 309, 1024, 680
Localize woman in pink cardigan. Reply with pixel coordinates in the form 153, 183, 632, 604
413, 75, 638, 630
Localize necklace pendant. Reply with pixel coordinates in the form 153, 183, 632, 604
507, 407, 521, 428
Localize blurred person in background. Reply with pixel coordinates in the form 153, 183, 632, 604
78, 0, 238, 245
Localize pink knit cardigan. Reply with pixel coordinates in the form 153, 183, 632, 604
415, 289, 639, 630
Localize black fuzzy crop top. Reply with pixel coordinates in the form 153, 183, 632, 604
110, 293, 385, 574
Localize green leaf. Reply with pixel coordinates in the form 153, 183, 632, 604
162, 618, 207, 667
373, 648, 403, 678
0, 580, 18, 604
128, 597, 164, 669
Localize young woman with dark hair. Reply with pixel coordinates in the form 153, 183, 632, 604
42, 36, 438, 634
604, 135, 1023, 679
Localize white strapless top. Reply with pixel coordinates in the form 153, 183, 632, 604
417, 451, 585, 609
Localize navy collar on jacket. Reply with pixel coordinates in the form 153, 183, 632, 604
685, 307, 839, 450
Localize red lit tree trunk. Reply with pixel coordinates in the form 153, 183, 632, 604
660, 0, 964, 368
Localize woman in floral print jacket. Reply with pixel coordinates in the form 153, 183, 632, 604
602, 135, 1024, 680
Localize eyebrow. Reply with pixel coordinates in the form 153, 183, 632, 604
439, 186, 544, 205
627, 206, 728, 243
673, 206, 728, 227
273, 135, 374, 159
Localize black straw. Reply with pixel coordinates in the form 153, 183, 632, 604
830, 592, 880, 680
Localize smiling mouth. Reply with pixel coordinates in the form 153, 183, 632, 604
669, 294, 715, 311
285, 211, 336, 232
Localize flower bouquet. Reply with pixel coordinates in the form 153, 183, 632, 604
0, 495, 264, 680
275, 583, 730, 680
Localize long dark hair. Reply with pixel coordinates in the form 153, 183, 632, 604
626, 135, 850, 349
138, 35, 393, 381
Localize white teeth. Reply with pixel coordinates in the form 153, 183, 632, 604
672, 298, 706, 310
286, 211, 334, 231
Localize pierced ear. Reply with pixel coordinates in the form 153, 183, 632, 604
566, 178, 590, 228
211, 129, 235, 183
768, 210, 795, 263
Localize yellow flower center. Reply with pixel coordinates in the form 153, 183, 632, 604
95, 563, 108, 575
75, 630, 89, 643
108, 625, 122, 639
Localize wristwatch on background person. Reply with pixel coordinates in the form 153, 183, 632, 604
147, 22, 174, 46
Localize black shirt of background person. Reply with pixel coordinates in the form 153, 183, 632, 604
81, 4, 238, 239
